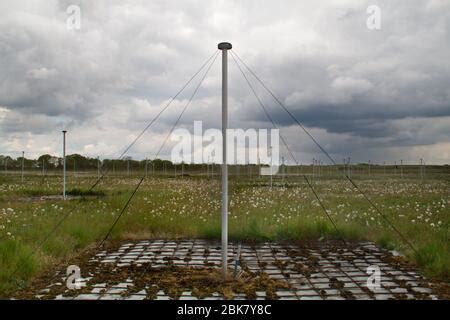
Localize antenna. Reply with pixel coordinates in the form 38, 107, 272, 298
62, 130, 67, 200
218, 41, 231, 279
21, 151, 24, 183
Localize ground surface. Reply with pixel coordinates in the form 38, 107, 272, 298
20, 239, 447, 300
1, 171, 449, 296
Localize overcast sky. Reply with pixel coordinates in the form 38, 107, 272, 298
0, 0, 449, 164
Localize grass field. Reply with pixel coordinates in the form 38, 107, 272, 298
0, 166, 449, 296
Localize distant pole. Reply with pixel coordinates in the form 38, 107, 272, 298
400, 159, 403, 179
42, 158, 45, 176
247, 160, 250, 177
219, 41, 231, 279
312, 158, 315, 179
97, 157, 100, 180
394, 160, 397, 177
423, 160, 426, 179
420, 158, 423, 179
349, 158, 351, 178
4, 157, 7, 172
62, 130, 67, 200
145, 159, 148, 178
258, 156, 261, 178
270, 146, 273, 189
21, 151, 24, 183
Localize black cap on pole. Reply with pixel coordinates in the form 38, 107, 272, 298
218, 42, 232, 50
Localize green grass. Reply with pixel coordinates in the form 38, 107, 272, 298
0, 169, 449, 297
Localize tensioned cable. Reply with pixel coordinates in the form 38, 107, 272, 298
98, 177, 144, 247
130, 52, 220, 282
230, 52, 297, 166
7, 51, 219, 284
98, 51, 219, 247
232, 51, 337, 166
90, 50, 219, 190
154, 51, 220, 160
302, 174, 342, 239
10, 51, 220, 293
231, 52, 344, 243
231, 50, 417, 253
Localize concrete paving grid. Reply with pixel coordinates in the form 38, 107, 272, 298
40, 239, 438, 300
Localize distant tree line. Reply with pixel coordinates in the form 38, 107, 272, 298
0, 154, 213, 171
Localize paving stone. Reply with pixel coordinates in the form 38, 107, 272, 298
412, 287, 432, 294
276, 291, 295, 297
54, 294, 74, 300
74, 294, 100, 300
391, 287, 408, 294
326, 295, 346, 300
374, 294, 395, 300
299, 296, 323, 300
100, 294, 123, 300
296, 290, 318, 296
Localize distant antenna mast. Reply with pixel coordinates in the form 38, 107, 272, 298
21, 151, 24, 183
62, 130, 67, 200
218, 41, 232, 279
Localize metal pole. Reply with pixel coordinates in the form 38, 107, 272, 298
420, 158, 423, 179
400, 159, 403, 179
21, 151, 24, 183
348, 157, 351, 178
270, 146, 273, 189
312, 158, 315, 179
62, 130, 67, 200
423, 160, 426, 179
219, 42, 231, 279
145, 159, 148, 178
